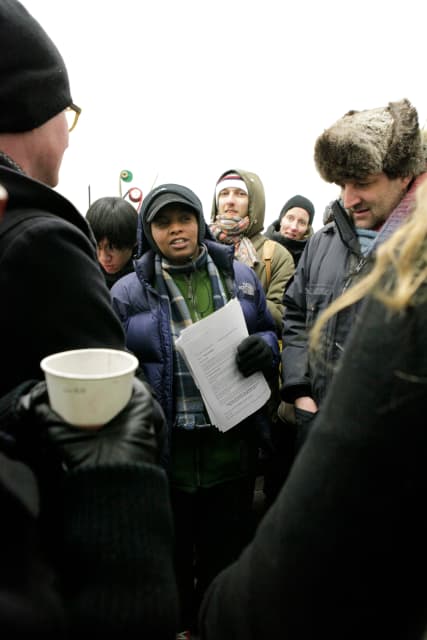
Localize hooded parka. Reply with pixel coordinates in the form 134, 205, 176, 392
211, 169, 294, 332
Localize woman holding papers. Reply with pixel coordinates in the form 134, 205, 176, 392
110, 183, 280, 637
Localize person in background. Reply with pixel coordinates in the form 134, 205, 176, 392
210, 169, 294, 334
281, 98, 426, 449
0, 0, 126, 397
86, 196, 137, 289
265, 194, 315, 268
0, 376, 178, 638
111, 183, 279, 638
199, 174, 427, 640
210, 169, 294, 512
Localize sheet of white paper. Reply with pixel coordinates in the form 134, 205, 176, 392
175, 298, 271, 432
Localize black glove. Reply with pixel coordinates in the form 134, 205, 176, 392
0, 380, 39, 456
294, 406, 316, 452
16, 378, 166, 470
236, 335, 274, 378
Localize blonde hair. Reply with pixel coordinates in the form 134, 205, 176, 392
310, 178, 427, 347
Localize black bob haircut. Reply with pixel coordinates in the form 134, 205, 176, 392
86, 197, 137, 249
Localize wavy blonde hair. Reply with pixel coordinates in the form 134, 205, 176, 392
310, 177, 427, 347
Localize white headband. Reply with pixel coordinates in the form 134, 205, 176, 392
215, 178, 248, 204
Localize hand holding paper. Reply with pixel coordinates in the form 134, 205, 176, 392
175, 299, 271, 432
236, 335, 274, 378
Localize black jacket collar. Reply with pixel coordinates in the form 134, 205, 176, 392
0, 164, 92, 240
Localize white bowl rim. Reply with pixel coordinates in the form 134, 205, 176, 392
40, 348, 138, 380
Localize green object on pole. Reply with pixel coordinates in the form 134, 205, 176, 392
120, 169, 133, 182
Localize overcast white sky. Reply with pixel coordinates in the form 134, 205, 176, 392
23, 0, 426, 230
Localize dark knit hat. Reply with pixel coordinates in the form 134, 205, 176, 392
140, 183, 206, 254
314, 99, 424, 184
0, 0, 72, 133
279, 195, 315, 226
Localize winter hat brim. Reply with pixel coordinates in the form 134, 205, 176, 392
314, 99, 424, 184
0, 0, 72, 133
144, 193, 199, 223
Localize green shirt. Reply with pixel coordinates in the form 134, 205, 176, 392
169, 267, 252, 491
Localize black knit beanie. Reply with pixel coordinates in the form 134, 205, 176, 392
0, 0, 72, 133
279, 195, 315, 226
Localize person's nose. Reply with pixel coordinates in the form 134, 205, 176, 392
168, 220, 183, 234
98, 247, 112, 262
342, 185, 362, 210
224, 191, 236, 205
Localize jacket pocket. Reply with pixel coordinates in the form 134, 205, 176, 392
305, 284, 334, 329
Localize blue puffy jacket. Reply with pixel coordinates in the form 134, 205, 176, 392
111, 239, 279, 467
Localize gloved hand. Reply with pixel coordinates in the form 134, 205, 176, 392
294, 406, 316, 452
277, 400, 296, 425
16, 378, 166, 471
236, 334, 274, 378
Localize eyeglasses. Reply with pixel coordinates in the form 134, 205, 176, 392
66, 103, 82, 132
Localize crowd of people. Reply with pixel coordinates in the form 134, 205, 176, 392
2, 1, 427, 639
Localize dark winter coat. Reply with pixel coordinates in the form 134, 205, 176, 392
0, 382, 178, 638
265, 220, 309, 269
102, 255, 135, 289
0, 164, 125, 396
281, 201, 367, 405
0, 450, 65, 637
200, 290, 427, 639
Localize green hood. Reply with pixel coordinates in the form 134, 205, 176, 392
210, 168, 265, 237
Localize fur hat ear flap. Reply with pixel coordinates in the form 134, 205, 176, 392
314, 98, 424, 184
383, 99, 424, 178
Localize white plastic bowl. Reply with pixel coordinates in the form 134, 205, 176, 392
40, 348, 138, 428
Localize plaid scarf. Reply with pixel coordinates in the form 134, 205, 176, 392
356, 228, 377, 256
210, 215, 259, 268
370, 174, 426, 254
154, 245, 231, 430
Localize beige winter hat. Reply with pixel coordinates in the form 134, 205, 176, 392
314, 99, 424, 184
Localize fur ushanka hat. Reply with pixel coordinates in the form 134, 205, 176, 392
314, 99, 425, 184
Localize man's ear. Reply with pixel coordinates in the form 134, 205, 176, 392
401, 175, 413, 190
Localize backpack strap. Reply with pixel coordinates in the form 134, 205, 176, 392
262, 239, 276, 289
